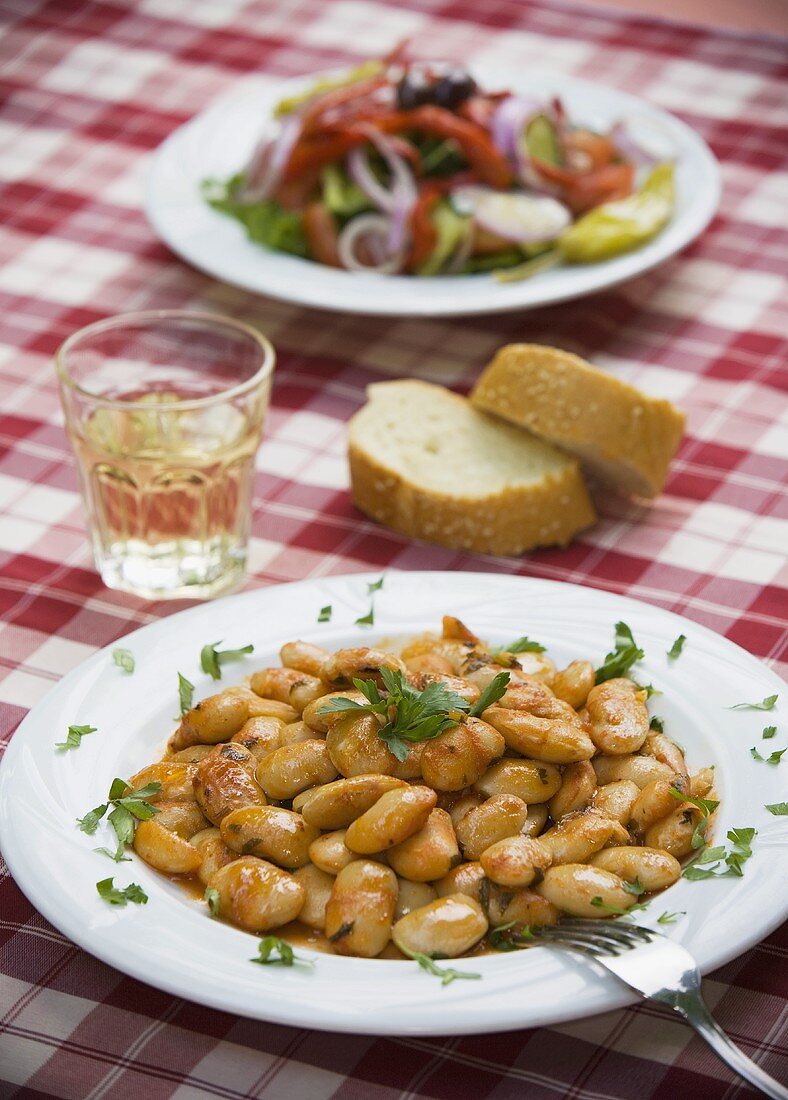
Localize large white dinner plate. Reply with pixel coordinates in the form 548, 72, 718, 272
1, 572, 785, 1036
145, 67, 720, 317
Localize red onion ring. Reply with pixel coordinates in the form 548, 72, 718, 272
346, 125, 417, 252
337, 214, 407, 274
239, 114, 302, 203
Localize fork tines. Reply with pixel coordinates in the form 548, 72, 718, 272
533, 920, 655, 957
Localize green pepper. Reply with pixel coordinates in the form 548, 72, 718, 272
494, 162, 675, 282
417, 200, 471, 276
320, 164, 371, 217
559, 161, 675, 264
274, 61, 384, 117
524, 114, 562, 166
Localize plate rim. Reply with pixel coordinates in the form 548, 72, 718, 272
1, 571, 785, 1036
145, 66, 722, 317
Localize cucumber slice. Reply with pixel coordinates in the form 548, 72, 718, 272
525, 113, 563, 166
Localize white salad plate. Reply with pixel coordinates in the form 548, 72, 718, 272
1, 572, 785, 1036
145, 66, 720, 317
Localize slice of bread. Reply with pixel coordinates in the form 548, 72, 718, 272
348, 380, 596, 556
471, 344, 685, 498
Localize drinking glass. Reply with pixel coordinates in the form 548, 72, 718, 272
56, 310, 275, 600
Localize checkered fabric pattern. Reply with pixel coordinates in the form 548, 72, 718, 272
0, 0, 786, 1096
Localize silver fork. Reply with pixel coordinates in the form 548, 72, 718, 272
533, 920, 787, 1098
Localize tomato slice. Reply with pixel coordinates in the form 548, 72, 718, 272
564, 130, 617, 171
563, 163, 635, 214
303, 202, 342, 267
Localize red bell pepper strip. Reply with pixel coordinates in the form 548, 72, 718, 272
303, 202, 342, 267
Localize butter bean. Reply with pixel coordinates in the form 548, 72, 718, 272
455, 795, 528, 860
550, 660, 595, 709
324, 860, 397, 957
539, 811, 630, 865
548, 761, 596, 821
387, 808, 460, 882
292, 864, 335, 930
395, 879, 437, 920
393, 894, 488, 959
326, 713, 399, 777
420, 717, 504, 791
221, 805, 319, 869
475, 759, 561, 803
590, 846, 681, 892
300, 775, 407, 830
586, 679, 649, 755
590, 779, 640, 823
208, 856, 304, 931
345, 786, 437, 854
128, 762, 197, 803
170, 691, 249, 751
592, 754, 675, 789
190, 827, 236, 885
308, 829, 360, 875
133, 819, 203, 874
537, 863, 636, 918
255, 739, 338, 800
194, 744, 266, 825
231, 716, 284, 762
480, 836, 552, 888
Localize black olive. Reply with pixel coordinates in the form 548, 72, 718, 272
397, 69, 434, 111
433, 68, 477, 110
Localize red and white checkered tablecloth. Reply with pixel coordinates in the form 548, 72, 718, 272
1, 0, 786, 1096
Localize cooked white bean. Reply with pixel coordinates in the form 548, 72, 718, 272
475, 758, 561, 803
152, 799, 207, 839
521, 803, 549, 837
539, 810, 630, 865
586, 679, 649, 756
255, 739, 338, 800
292, 864, 335, 930
590, 779, 640, 823
208, 856, 304, 931
326, 713, 400, 777
387, 808, 460, 882
455, 795, 528, 860
392, 894, 488, 958
280, 641, 329, 677
592, 754, 675, 789
324, 859, 397, 957
395, 879, 437, 920
550, 660, 595, 709
300, 775, 407, 829
345, 786, 437, 854
420, 718, 504, 791
590, 846, 681, 891
548, 761, 596, 821
170, 691, 249, 751
220, 805, 319, 869
193, 744, 266, 825
133, 819, 203, 874
480, 836, 552, 888
231, 716, 284, 762
128, 762, 197, 803
308, 829, 360, 875
190, 827, 236, 885
537, 863, 636, 918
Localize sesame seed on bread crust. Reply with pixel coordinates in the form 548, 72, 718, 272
470, 344, 685, 498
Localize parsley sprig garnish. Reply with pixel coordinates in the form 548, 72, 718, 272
729, 694, 778, 711
669, 787, 719, 850
491, 636, 546, 655
657, 910, 685, 924
318, 605, 332, 623
112, 649, 135, 674
178, 673, 195, 716
682, 827, 757, 880
489, 921, 535, 951
590, 896, 649, 916
666, 634, 686, 660
251, 936, 313, 968
96, 878, 148, 906
762, 726, 777, 739
751, 745, 786, 765
200, 640, 254, 681
399, 945, 481, 986
595, 622, 644, 684
318, 668, 509, 761
765, 802, 788, 816
649, 716, 664, 732
78, 777, 161, 861
55, 724, 97, 751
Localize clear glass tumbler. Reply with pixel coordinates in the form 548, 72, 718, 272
56, 310, 275, 600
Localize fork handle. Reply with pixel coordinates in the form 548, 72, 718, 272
668, 991, 788, 1099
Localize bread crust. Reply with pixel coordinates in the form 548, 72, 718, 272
348, 440, 596, 557
470, 344, 685, 498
